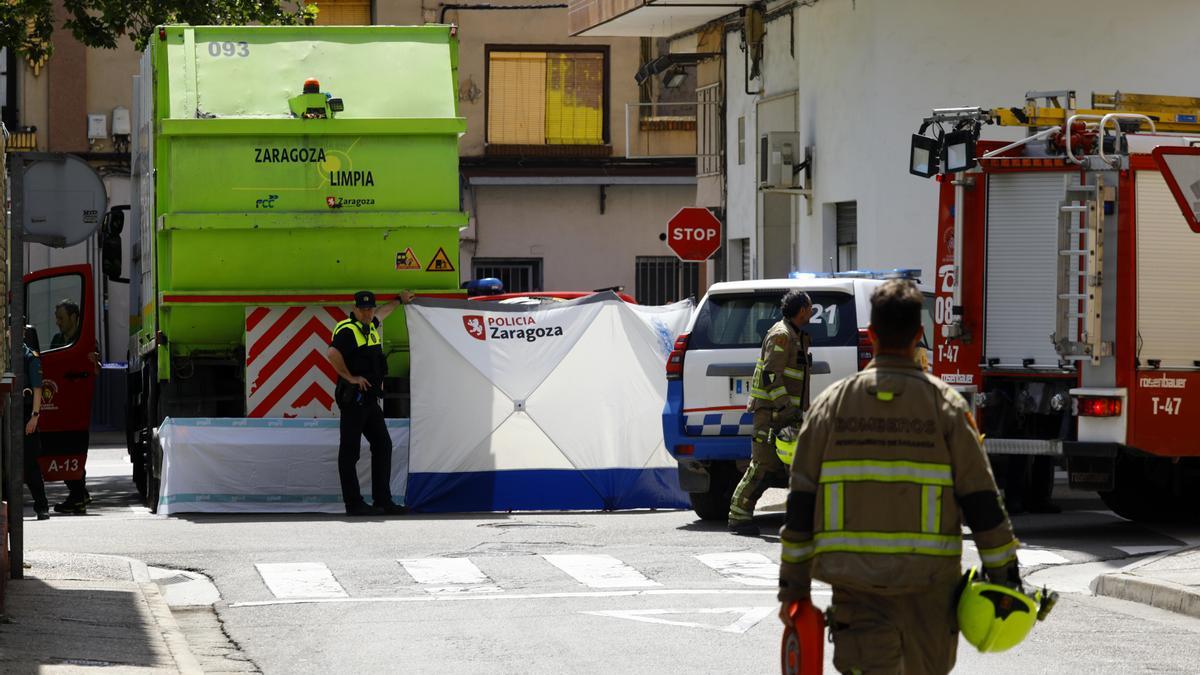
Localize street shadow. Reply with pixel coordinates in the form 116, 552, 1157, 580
0, 578, 168, 670
1005, 481, 1200, 559
25, 473, 142, 519
677, 512, 785, 542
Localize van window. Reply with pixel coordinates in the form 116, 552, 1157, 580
689, 291, 857, 349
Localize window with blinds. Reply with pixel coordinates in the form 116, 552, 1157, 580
307, 0, 371, 25
488, 49, 605, 146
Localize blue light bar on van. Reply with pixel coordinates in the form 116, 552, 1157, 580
789, 269, 922, 281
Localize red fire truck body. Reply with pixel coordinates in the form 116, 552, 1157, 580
926, 95, 1200, 520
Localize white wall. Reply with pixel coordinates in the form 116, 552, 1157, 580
725, 32, 757, 275
464, 183, 697, 298
732, 0, 1200, 281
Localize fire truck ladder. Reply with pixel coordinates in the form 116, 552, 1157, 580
1054, 182, 1106, 365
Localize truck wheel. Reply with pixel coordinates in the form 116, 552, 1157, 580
688, 462, 738, 521
1099, 456, 1172, 523
147, 472, 161, 515
132, 455, 147, 499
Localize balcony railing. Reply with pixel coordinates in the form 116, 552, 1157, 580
624, 97, 721, 173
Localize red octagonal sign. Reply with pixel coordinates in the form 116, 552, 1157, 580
667, 207, 722, 261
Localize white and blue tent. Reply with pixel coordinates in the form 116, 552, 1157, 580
405, 293, 692, 512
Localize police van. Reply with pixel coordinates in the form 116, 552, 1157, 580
663, 270, 927, 520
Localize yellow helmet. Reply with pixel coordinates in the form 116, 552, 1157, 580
775, 426, 799, 465
957, 567, 1051, 653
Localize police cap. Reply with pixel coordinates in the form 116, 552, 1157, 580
354, 290, 377, 308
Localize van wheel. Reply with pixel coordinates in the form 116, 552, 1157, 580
689, 462, 738, 521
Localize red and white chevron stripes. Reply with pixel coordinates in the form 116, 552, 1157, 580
245, 306, 347, 418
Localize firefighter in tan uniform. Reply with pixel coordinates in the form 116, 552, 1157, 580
778, 280, 1021, 674
728, 289, 813, 536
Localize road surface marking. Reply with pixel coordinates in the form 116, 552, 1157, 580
230, 587, 833, 608
582, 607, 775, 634
696, 552, 778, 586
399, 558, 501, 594
255, 562, 348, 599
543, 554, 659, 588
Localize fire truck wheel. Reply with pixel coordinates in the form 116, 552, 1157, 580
1099, 456, 1173, 522
688, 462, 738, 521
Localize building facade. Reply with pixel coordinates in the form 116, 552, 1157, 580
396, 1, 700, 302
571, 0, 1200, 287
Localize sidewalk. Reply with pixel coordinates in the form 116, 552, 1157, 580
0, 551, 201, 674
1093, 545, 1200, 619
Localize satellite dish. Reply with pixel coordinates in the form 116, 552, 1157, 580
22, 154, 108, 247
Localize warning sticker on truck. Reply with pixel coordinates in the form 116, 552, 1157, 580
426, 247, 455, 272
396, 248, 422, 270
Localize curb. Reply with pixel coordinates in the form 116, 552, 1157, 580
140, 582, 206, 675
27, 552, 205, 674
109, 554, 206, 674
1092, 573, 1200, 620
1092, 545, 1200, 620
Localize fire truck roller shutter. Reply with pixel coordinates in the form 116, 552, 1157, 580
984, 172, 1079, 368
1136, 172, 1200, 369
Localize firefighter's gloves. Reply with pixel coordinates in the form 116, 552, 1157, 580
777, 576, 812, 605
984, 561, 1024, 592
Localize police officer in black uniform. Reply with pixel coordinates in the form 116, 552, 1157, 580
326, 290, 408, 516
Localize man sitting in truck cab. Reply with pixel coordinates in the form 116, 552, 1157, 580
50, 299, 81, 349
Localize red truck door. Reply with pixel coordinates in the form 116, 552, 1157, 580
24, 264, 97, 480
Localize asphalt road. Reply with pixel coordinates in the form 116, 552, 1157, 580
20, 446, 1200, 674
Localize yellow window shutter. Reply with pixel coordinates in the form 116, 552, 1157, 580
545, 52, 603, 145
488, 52, 548, 145
308, 0, 371, 25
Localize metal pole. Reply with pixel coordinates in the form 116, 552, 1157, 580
949, 172, 965, 341
6, 153, 26, 579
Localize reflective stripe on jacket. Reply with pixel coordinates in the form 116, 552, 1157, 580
779, 355, 1018, 595
747, 320, 811, 414
334, 318, 382, 348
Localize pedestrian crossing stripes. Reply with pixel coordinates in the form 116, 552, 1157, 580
399, 558, 502, 594
695, 552, 777, 587
543, 554, 661, 589
255, 562, 348, 599
246, 544, 1039, 602
253, 552, 781, 601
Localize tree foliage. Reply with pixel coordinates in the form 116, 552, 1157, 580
1, 0, 318, 66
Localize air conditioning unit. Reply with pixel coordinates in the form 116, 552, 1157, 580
760, 131, 800, 189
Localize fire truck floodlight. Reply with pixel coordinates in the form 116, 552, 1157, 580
941, 129, 977, 172
910, 134, 940, 178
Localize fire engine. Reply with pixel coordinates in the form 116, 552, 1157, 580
912, 91, 1200, 521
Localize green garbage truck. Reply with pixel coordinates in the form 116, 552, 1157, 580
119, 25, 466, 505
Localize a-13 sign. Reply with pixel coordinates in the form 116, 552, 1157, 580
667, 207, 722, 262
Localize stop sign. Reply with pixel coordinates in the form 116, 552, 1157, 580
667, 207, 722, 261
